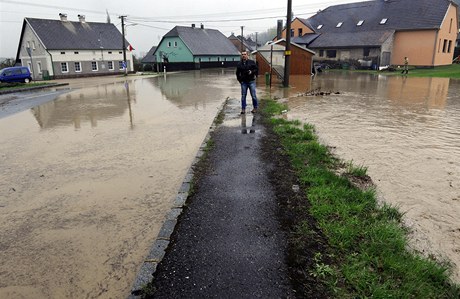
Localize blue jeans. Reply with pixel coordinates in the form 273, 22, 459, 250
240, 80, 258, 110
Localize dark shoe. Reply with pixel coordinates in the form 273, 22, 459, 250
240, 110, 245, 114
251, 108, 257, 113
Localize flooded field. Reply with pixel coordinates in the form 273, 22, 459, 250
0, 70, 240, 298
273, 72, 460, 281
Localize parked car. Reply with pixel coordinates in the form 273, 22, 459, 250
0, 66, 32, 83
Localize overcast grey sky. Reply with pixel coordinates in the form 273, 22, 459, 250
0, 0, 363, 58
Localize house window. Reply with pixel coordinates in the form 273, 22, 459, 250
27, 41, 30, 49
108, 51, 112, 54
217, 57, 220, 62
363, 48, 370, 56
449, 18, 453, 33
174, 41, 178, 47
119, 51, 122, 54
27, 62, 32, 74
326, 50, 337, 58
61, 51, 65, 54
74, 51, 79, 54
91, 61, 98, 71
380, 18, 388, 24
442, 39, 448, 53
317, 24, 323, 29
119, 61, 124, 70
168, 41, 171, 47
108, 61, 114, 70
75, 62, 81, 72
199, 58, 202, 62
448, 40, 452, 53
290, 29, 294, 37
319, 49, 324, 57
298, 28, 303, 36
336, 22, 343, 28
357, 20, 364, 26
37, 62, 42, 74
61, 62, 68, 73
32, 41, 36, 49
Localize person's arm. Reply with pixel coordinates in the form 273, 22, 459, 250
236, 65, 242, 82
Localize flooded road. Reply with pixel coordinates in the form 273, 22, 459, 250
276, 72, 460, 281
0, 70, 240, 298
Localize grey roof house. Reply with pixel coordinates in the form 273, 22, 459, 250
283, 0, 459, 67
154, 24, 241, 71
16, 14, 134, 80
228, 33, 260, 52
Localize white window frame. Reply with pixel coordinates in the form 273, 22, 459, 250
168, 41, 172, 47
32, 41, 36, 50
37, 62, 42, 74
27, 62, 32, 74
108, 61, 114, 70
61, 62, 69, 73
91, 61, 98, 71
75, 62, 82, 72
174, 41, 178, 47
27, 41, 30, 49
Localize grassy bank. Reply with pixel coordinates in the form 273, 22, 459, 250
262, 99, 460, 298
0, 82, 49, 91
333, 64, 460, 79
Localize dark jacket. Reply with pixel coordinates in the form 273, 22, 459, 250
236, 59, 258, 83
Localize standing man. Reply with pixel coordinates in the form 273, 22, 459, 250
402, 56, 409, 74
236, 51, 258, 114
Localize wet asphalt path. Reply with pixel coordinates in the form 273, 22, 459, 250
149, 99, 293, 298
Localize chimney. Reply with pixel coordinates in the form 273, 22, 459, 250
192, 24, 195, 28
59, 13, 68, 22
78, 14, 86, 23
200, 23, 204, 29
277, 19, 283, 39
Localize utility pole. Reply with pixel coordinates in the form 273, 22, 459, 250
283, 0, 292, 87
240, 26, 244, 52
255, 32, 258, 51
120, 15, 128, 76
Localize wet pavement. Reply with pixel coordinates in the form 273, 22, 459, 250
147, 98, 293, 298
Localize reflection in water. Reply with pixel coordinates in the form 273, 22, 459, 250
31, 80, 136, 129
281, 72, 460, 281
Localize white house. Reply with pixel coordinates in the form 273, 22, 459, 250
15, 14, 134, 80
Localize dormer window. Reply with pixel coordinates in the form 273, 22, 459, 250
357, 20, 364, 26
380, 18, 388, 24
336, 22, 343, 28
317, 24, 323, 29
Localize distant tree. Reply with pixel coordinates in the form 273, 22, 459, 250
247, 26, 278, 46
132, 54, 142, 72
0, 58, 15, 69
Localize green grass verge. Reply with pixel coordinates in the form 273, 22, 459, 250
263, 99, 460, 298
0, 82, 50, 91
329, 64, 460, 79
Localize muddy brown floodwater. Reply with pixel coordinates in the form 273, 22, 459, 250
0, 70, 241, 298
268, 72, 460, 282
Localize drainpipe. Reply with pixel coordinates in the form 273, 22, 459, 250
432, 29, 439, 66
46, 49, 55, 79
